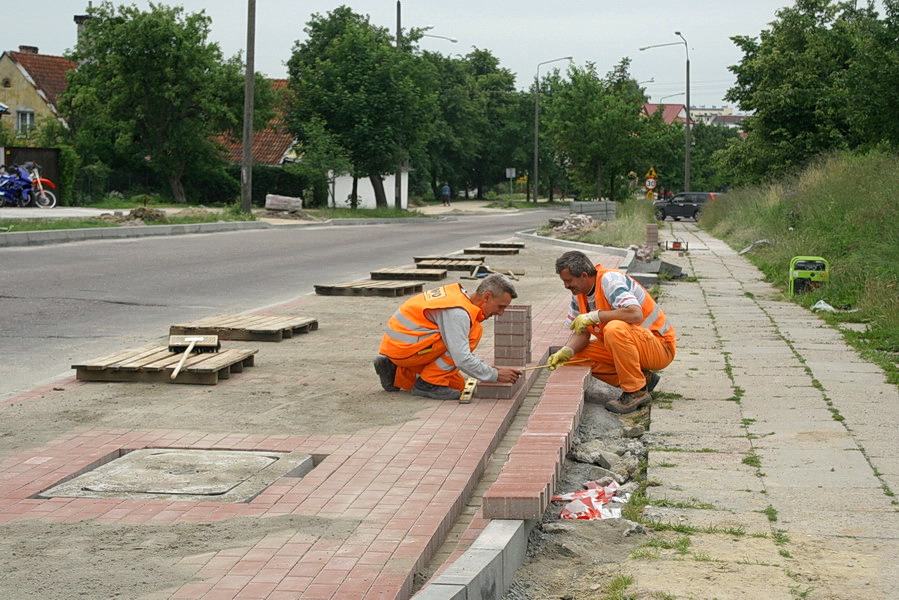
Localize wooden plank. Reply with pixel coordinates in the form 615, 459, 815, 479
370, 268, 446, 281
118, 348, 179, 371
464, 247, 520, 255
413, 255, 484, 263
71, 345, 161, 371
314, 280, 424, 297
416, 260, 484, 272
170, 315, 318, 341
479, 241, 525, 248
186, 349, 257, 373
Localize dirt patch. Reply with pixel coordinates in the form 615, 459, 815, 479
256, 209, 321, 221
0, 515, 358, 599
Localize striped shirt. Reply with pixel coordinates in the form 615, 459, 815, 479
565, 271, 642, 326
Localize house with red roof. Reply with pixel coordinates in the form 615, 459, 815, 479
0, 46, 75, 136
218, 79, 408, 209
642, 103, 692, 125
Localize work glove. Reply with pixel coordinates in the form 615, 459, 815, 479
570, 310, 600, 334
546, 346, 575, 371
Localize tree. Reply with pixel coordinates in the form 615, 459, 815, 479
463, 49, 522, 199
413, 51, 483, 200
61, 2, 274, 203
722, 0, 898, 182
286, 6, 435, 208
543, 60, 658, 201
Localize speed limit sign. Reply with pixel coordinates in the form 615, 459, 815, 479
645, 178, 657, 190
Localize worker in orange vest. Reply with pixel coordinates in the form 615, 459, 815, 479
547, 250, 677, 413
374, 274, 522, 400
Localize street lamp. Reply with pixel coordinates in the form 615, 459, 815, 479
640, 32, 691, 192
421, 33, 458, 43
659, 92, 684, 102
533, 56, 572, 202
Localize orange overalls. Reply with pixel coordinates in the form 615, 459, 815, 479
379, 283, 485, 391
573, 266, 677, 392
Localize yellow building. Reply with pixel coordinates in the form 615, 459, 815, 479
0, 46, 75, 137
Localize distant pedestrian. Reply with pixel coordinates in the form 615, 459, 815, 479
441, 183, 451, 206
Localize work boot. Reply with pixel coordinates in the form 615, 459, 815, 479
411, 378, 461, 400
373, 355, 399, 392
642, 371, 661, 393
606, 390, 652, 414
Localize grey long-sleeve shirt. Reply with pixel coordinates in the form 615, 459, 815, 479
427, 307, 498, 382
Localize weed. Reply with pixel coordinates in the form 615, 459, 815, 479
789, 584, 814, 598
761, 505, 778, 522
742, 453, 762, 468
772, 530, 790, 545
779, 549, 793, 558
602, 573, 635, 600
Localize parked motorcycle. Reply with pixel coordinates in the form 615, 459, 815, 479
0, 162, 57, 208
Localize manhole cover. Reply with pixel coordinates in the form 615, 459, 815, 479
39, 448, 315, 502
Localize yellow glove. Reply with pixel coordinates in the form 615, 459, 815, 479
570, 310, 600, 334
547, 346, 575, 371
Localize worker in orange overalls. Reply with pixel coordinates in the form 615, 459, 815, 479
374, 274, 522, 400
547, 250, 676, 413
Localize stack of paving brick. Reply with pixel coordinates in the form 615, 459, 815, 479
475, 304, 531, 400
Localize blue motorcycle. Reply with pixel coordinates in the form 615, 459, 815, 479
0, 162, 57, 208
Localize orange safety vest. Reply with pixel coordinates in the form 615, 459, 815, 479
379, 283, 485, 360
576, 265, 676, 344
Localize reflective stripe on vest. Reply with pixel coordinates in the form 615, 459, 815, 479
577, 266, 674, 341
379, 283, 484, 359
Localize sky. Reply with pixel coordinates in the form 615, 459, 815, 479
6, 1, 875, 109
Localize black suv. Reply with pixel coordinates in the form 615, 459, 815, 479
654, 192, 717, 221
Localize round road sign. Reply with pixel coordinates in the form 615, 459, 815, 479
645, 178, 657, 190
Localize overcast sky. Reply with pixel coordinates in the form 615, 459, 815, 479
7, 1, 880, 108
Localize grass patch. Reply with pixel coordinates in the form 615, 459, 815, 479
647, 498, 717, 510
742, 453, 762, 468
761, 505, 778, 522
601, 573, 635, 600
0, 218, 119, 232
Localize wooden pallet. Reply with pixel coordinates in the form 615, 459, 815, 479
480, 241, 525, 249
314, 280, 424, 297
415, 260, 485, 272
413, 255, 484, 263
370, 268, 446, 281
72, 345, 258, 385
170, 314, 318, 342
464, 247, 520, 255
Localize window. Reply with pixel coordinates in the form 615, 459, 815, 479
16, 110, 35, 136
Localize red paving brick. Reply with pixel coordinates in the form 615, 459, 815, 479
0, 251, 624, 598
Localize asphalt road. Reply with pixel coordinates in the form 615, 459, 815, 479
0, 209, 564, 400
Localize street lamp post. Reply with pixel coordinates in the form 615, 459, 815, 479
240, 0, 256, 212
421, 33, 458, 43
533, 56, 572, 203
639, 32, 691, 192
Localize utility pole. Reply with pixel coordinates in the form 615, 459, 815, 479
240, 0, 256, 212
394, 1, 403, 209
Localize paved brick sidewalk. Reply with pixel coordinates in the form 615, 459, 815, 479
0, 236, 624, 600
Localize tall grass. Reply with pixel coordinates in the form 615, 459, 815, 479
700, 151, 899, 383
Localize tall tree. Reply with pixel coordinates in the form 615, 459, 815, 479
722, 0, 897, 182
543, 60, 656, 201
286, 6, 435, 207
61, 2, 273, 203
464, 49, 521, 199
